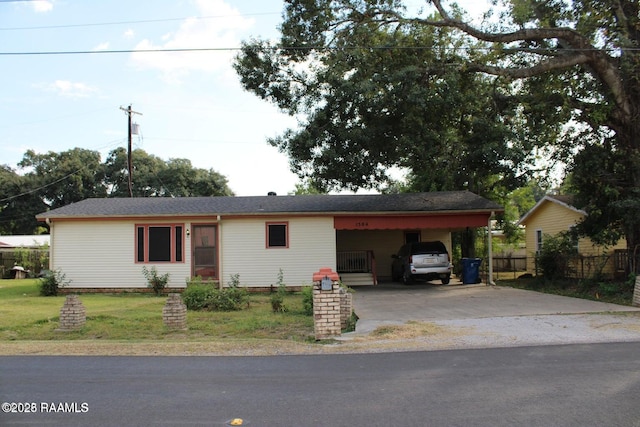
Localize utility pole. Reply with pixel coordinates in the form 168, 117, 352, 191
120, 105, 142, 197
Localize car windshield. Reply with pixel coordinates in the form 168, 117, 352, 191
412, 242, 447, 254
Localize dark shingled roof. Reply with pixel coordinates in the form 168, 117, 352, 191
547, 194, 575, 206
37, 191, 502, 219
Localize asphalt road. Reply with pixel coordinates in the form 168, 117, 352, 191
2, 342, 640, 427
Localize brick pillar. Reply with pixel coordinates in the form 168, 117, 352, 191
340, 287, 353, 330
163, 293, 187, 330
312, 268, 341, 340
633, 276, 640, 307
57, 295, 86, 331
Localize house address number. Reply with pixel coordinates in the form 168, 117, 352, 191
355, 221, 369, 227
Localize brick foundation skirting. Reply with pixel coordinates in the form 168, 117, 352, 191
58, 285, 306, 294
58, 288, 178, 294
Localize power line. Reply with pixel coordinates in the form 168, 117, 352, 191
0, 12, 280, 31
0, 138, 124, 203
0, 167, 87, 203
0, 47, 239, 56
0, 45, 635, 56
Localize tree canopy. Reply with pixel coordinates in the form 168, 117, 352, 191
234, 0, 640, 253
0, 148, 234, 235
234, 2, 536, 196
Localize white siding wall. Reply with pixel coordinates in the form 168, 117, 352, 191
220, 217, 336, 287
50, 220, 190, 289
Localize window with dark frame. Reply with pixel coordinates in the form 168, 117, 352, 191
267, 223, 288, 248
404, 231, 421, 244
149, 226, 171, 262
137, 227, 145, 262
569, 225, 579, 252
535, 229, 543, 252
175, 226, 183, 262
136, 224, 184, 263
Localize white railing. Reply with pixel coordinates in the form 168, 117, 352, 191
337, 251, 371, 273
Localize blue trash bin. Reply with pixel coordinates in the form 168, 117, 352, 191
462, 258, 482, 284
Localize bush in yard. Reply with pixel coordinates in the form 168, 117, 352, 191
210, 286, 249, 311
182, 281, 216, 310
219, 274, 249, 311
343, 311, 358, 333
183, 275, 248, 311
535, 231, 579, 280
301, 286, 313, 316
38, 269, 69, 296
271, 269, 288, 313
142, 266, 170, 295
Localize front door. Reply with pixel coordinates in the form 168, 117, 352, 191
192, 225, 217, 280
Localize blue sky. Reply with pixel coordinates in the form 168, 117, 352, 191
0, 0, 489, 197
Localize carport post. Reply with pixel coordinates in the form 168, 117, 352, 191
487, 212, 496, 285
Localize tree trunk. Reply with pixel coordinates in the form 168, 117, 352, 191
460, 227, 476, 259
622, 98, 640, 274
625, 228, 640, 274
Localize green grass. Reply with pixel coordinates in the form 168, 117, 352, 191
0, 279, 314, 342
497, 276, 636, 306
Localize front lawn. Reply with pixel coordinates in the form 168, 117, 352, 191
0, 279, 314, 342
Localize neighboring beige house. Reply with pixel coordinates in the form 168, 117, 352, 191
36, 192, 502, 292
518, 195, 626, 278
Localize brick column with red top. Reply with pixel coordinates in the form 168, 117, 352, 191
312, 267, 342, 340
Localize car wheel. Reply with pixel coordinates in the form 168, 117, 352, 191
402, 270, 413, 285
441, 275, 450, 285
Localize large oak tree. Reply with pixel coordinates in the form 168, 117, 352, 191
235, 2, 535, 196
235, 0, 640, 256
426, 0, 640, 257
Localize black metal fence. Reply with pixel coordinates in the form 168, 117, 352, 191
490, 256, 528, 280
613, 249, 640, 276
489, 251, 633, 281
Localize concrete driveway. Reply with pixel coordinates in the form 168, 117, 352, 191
348, 282, 640, 348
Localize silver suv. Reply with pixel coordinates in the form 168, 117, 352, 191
391, 241, 452, 285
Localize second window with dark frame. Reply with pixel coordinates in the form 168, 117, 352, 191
266, 222, 288, 248
136, 224, 184, 263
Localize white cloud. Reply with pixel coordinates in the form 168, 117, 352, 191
34, 80, 99, 98
123, 29, 135, 39
93, 42, 110, 51
31, 0, 54, 13
130, 0, 254, 83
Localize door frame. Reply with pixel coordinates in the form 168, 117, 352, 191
191, 223, 219, 280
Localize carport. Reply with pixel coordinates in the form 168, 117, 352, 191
333, 193, 502, 286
